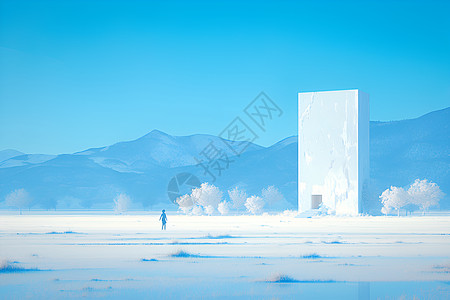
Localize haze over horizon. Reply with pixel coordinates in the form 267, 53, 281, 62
1, 106, 448, 156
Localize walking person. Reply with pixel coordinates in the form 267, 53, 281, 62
159, 209, 167, 230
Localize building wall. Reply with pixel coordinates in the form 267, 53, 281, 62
298, 90, 369, 215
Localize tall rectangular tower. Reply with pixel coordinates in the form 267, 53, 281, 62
298, 90, 369, 215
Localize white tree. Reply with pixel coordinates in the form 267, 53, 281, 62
228, 187, 247, 210
218, 201, 231, 215
204, 205, 215, 215
191, 205, 203, 216
176, 183, 223, 215
176, 194, 193, 208
5, 188, 32, 214
245, 195, 265, 215
381, 206, 392, 216
176, 194, 194, 214
379, 186, 409, 216
114, 193, 131, 214
191, 183, 222, 209
408, 179, 443, 214
380, 179, 444, 216
262, 185, 284, 205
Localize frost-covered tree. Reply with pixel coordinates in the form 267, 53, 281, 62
381, 206, 391, 216
245, 195, 265, 215
176, 194, 194, 214
408, 179, 443, 214
191, 183, 222, 209
5, 188, 32, 214
379, 186, 409, 216
228, 187, 247, 210
176, 194, 193, 208
176, 183, 223, 215
380, 179, 444, 216
114, 193, 131, 214
191, 205, 203, 216
204, 205, 215, 216
262, 185, 284, 204
218, 201, 231, 215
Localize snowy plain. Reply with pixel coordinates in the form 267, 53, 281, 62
0, 212, 449, 299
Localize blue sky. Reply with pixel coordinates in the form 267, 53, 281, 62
0, 0, 449, 154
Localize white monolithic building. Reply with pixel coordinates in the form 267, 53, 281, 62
298, 89, 369, 215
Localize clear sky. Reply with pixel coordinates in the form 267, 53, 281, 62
0, 0, 449, 154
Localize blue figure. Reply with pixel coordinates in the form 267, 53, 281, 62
159, 209, 167, 230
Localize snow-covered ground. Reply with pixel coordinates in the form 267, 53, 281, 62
1, 212, 449, 299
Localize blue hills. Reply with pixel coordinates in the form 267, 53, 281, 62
0, 107, 448, 213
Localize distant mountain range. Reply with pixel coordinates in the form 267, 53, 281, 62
0, 107, 448, 213
367, 107, 450, 212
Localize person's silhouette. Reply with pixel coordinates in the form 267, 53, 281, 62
159, 209, 167, 230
